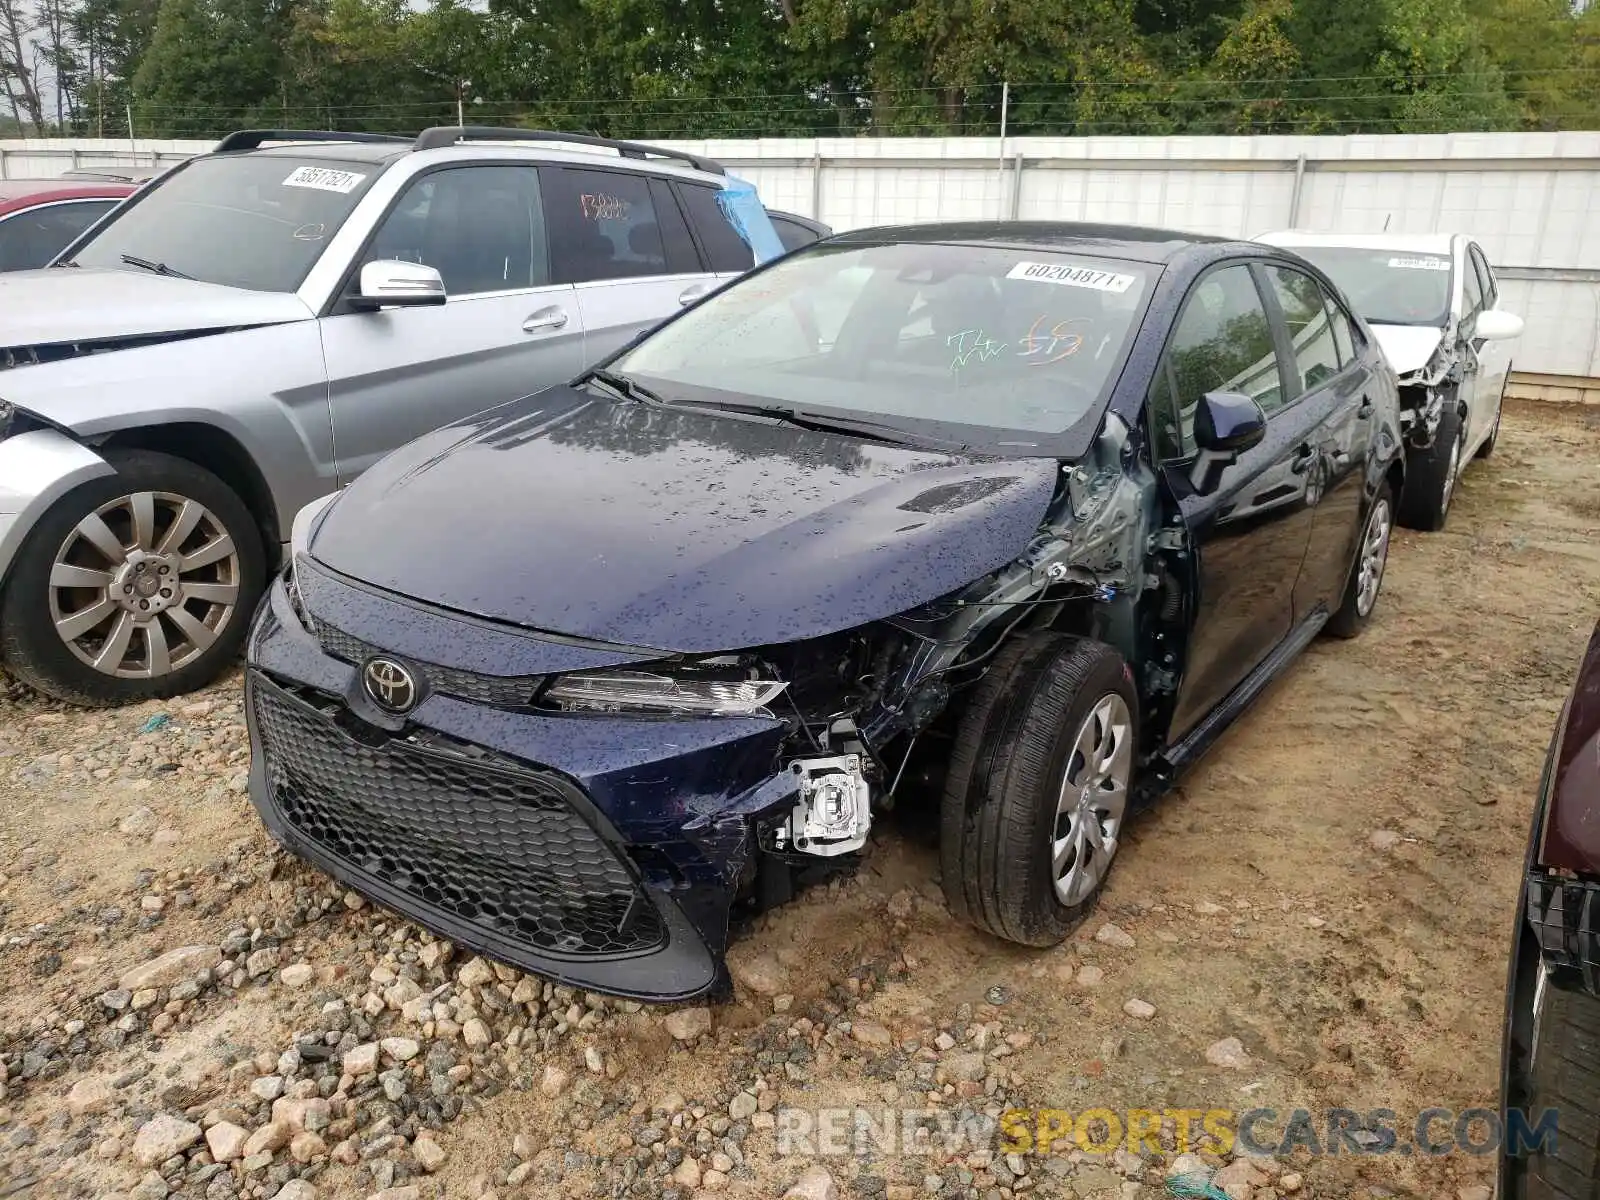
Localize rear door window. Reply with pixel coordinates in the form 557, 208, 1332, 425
678, 182, 755, 272
544, 167, 673, 283
1264, 265, 1342, 396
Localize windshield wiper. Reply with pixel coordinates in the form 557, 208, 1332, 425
672, 399, 967, 451
582, 368, 664, 406
51, 258, 79, 268
119, 254, 192, 280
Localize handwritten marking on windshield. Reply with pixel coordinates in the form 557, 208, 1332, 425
580, 193, 631, 221
1018, 316, 1087, 365
947, 329, 1008, 371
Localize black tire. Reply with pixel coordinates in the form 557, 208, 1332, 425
1397, 399, 1463, 532
0, 449, 265, 707
1325, 481, 1394, 640
1502, 950, 1600, 1199
940, 632, 1139, 946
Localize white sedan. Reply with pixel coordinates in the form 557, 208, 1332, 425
1256, 231, 1523, 531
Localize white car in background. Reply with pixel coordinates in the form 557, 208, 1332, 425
1256, 231, 1523, 531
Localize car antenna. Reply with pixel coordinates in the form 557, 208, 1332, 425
1383, 213, 1392, 231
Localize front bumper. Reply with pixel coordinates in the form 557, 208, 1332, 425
245, 570, 802, 1002
0, 427, 114, 586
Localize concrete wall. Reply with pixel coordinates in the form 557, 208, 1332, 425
6, 130, 1599, 378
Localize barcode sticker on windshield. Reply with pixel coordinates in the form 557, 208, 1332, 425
282, 166, 367, 194
1007, 261, 1135, 292
1388, 256, 1450, 271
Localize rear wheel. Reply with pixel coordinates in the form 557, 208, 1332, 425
940, 633, 1138, 946
0, 449, 264, 706
1397, 400, 1463, 532
1326, 482, 1393, 640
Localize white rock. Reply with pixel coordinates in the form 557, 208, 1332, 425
205, 1122, 249, 1163
462, 1018, 492, 1048
1076, 964, 1104, 987
1457, 1189, 1492, 1200
783, 1164, 839, 1200
118, 945, 221, 992
343, 1043, 379, 1076
1194, 901, 1226, 915
289, 1131, 326, 1163
1123, 998, 1157, 1020
672, 1157, 702, 1188
1369, 829, 1402, 852
250, 1076, 285, 1102
584, 1045, 604, 1073
381, 1037, 420, 1062
118, 807, 157, 837
67, 1075, 113, 1116
277, 1183, 317, 1200
279, 963, 315, 988
729, 1091, 759, 1120
131, 1113, 203, 1165
413, 1134, 448, 1172
1279, 1174, 1302, 1193
1095, 922, 1136, 949
457, 957, 496, 988
539, 1065, 571, 1098
243, 1121, 290, 1157
731, 953, 785, 996
664, 1006, 712, 1041
1205, 1036, 1250, 1070
1166, 1153, 1208, 1178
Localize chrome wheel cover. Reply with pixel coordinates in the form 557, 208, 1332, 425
1441, 436, 1461, 514
48, 491, 240, 678
1050, 693, 1133, 906
1355, 496, 1392, 618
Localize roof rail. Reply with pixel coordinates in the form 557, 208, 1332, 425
214, 129, 413, 153
411, 126, 725, 176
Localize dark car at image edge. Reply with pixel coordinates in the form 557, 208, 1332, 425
244, 221, 1407, 1001
1502, 618, 1600, 1199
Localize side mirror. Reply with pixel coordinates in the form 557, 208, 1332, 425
1473, 308, 1523, 341
1189, 390, 1267, 494
350, 259, 446, 310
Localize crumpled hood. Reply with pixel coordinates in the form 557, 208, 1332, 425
0, 267, 312, 349
1370, 324, 1445, 378
309, 389, 1061, 653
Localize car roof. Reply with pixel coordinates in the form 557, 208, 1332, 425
0, 179, 137, 202
828, 220, 1233, 264
211, 132, 728, 184
1257, 229, 1458, 255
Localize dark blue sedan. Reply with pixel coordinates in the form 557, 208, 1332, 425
245, 222, 1406, 1001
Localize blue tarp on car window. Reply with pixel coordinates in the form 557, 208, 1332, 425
717, 175, 785, 265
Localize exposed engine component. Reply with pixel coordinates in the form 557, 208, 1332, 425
777, 754, 872, 856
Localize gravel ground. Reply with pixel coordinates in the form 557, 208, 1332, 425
2, 399, 1598, 1200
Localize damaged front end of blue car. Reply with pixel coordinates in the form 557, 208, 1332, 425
242, 385, 1158, 1002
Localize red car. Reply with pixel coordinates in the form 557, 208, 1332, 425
0, 177, 138, 272
1501, 618, 1600, 1198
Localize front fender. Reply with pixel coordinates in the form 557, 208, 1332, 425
0, 427, 114, 587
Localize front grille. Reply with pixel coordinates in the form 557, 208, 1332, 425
253, 678, 664, 958
316, 623, 543, 708
1527, 871, 1600, 993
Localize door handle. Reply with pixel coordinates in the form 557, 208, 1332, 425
678, 283, 713, 307
522, 307, 568, 333
1289, 444, 1316, 475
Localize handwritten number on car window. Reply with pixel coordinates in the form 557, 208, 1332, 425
580, 193, 631, 221
1018, 315, 1087, 365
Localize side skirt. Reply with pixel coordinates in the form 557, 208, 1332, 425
1158, 605, 1330, 779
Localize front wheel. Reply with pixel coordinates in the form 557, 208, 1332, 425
940, 633, 1139, 946
0, 449, 265, 706
1397, 400, 1463, 532
1325, 482, 1394, 640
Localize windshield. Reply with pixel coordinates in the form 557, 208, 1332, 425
66, 155, 380, 292
1287, 246, 1452, 327
612, 240, 1155, 452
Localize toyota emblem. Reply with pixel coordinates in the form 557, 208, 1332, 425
363, 657, 418, 713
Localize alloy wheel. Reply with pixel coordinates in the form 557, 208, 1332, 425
1050, 693, 1133, 906
1355, 496, 1393, 618
47, 491, 241, 678
1441, 436, 1461, 515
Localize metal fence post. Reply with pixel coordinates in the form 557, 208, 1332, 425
1010, 151, 1025, 219
811, 151, 823, 221
1288, 153, 1307, 227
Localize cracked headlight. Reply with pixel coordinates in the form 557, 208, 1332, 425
541, 668, 787, 716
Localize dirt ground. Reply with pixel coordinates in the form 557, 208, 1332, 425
2, 398, 1597, 1200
